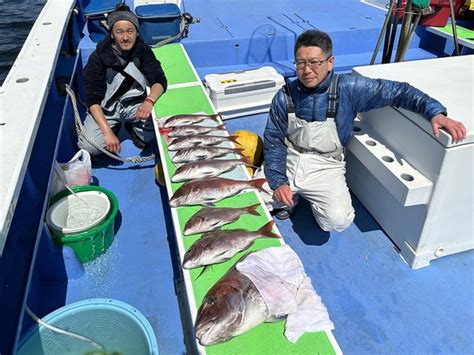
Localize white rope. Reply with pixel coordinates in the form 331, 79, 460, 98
65, 84, 155, 164
25, 305, 104, 351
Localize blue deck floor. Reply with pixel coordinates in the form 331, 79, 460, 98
28, 0, 473, 354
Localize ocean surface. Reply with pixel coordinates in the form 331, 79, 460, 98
0, 0, 46, 86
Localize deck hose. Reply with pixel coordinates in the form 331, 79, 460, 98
25, 305, 104, 351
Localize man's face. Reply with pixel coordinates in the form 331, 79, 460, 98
111, 20, 138, 51
295, 46, 334, 89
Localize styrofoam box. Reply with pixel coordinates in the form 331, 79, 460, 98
204, 66, 284, 119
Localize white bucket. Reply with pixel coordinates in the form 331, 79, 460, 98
46, 191, 111, 235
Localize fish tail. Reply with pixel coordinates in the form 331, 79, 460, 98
245, 203, 261, 216
249, 178, 267, 192
258, 221, 280, 239
211, 114, 222, 122
217, 123, 226, 130
242, 156, 259, 169
234, 147, 246, 157
229, 135, 242, 145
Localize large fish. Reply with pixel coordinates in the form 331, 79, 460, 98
195, 265, 276, 345
172, 158, 252, 182
166, 124, 226, 138
167, 134, 239, 151
182, 221, 280, 269
172, 147, 244, 164
163, 113, 221, 128
169, 177, 267, 207
183, 203, 261, 235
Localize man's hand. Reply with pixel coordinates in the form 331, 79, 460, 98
104, 130, 121, 153
274, 184, 294, 207
136, 100, 153, 120
431, 114, 467, 144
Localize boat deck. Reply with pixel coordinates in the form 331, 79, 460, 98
17, 0, 474, 354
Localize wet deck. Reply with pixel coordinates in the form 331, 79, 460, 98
24, 0, 474, 354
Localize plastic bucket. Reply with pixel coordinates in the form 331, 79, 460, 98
18, 298, 159, 354
47, 185, 119, 263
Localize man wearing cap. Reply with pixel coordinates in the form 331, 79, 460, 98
78, 4, 167, 155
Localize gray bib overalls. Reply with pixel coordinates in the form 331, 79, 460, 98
257, 75, 355, 232
78, 60, 155, 155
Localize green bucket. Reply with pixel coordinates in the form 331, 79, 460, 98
47, 185, 119, 263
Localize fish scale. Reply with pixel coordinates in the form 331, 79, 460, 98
195, 265, 272, 346
172, 158, 250, 182
169, 177, 267, 207
183, 203, 261, 235
182, 221, 280, 269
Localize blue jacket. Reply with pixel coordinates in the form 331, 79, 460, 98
263, 71, 447, 190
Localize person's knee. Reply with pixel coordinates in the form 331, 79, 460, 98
314, 206, 354, 232
77, 138, 102, 156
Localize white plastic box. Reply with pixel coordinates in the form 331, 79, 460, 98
204, 66, 284, 119
346, 56, 473, 269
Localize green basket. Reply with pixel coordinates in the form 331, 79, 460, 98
47, 185, 119, 263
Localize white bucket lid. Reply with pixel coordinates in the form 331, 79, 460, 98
46, 191, 111, 235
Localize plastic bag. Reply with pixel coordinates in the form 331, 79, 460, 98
50, 149, 92, 196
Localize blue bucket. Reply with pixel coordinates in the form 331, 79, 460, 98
18, 299, 159, 354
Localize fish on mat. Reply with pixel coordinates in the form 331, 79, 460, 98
163, 124, 226, 138
169, 177, 267, 207
171, 147, 245, 164
162, 113, 221, 128
183, 203, 261, 235
195, 262, 279, 345
167, 134, 239, 151
182, 221, 280, 269
172, 158, 254, 183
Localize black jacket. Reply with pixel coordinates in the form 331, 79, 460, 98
83, 36, 167, 107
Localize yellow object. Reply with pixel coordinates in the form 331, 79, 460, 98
232, 130, 264, 176
154, 160, 166, 186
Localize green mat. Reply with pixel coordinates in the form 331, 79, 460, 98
154, 43, 338, 355
153, 44, 199, 85
154, 85, 214, 118
438, 24, 474, 43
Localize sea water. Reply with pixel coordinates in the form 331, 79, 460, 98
0, 0, 46, 85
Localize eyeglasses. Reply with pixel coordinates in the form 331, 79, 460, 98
294, 56, 331, 70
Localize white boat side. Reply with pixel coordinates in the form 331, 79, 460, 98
0, 0, 76, 254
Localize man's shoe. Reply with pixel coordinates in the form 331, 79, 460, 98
124, 122, 149, 149
274, 207, 293, 220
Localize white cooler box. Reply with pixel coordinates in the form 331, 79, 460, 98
204, 66, 284, 119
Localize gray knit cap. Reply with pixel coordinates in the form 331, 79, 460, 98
107, 9, 139, 31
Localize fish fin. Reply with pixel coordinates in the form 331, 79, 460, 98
211, 114, 222, 122
258, 220, 280, 239
241, 157, 260, 170
195, 265, 211, 280
249, 178, 267, 192
245, 203, 261, 216
228, 135, 241, 145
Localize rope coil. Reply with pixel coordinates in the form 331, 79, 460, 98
65, 84, 155, 164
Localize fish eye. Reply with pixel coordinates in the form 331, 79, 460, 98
206, 296, 217, 305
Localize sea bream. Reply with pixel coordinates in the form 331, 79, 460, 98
195, 265, 275, 345
182, 221, 280, 269
169, 177, 267, 207
172, 158, 253, 182
183, 203, 261, 235
167, 134, 239, 151
165, 124, 226, 138
172, 147, 244, 164
162, 113, 221, 128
